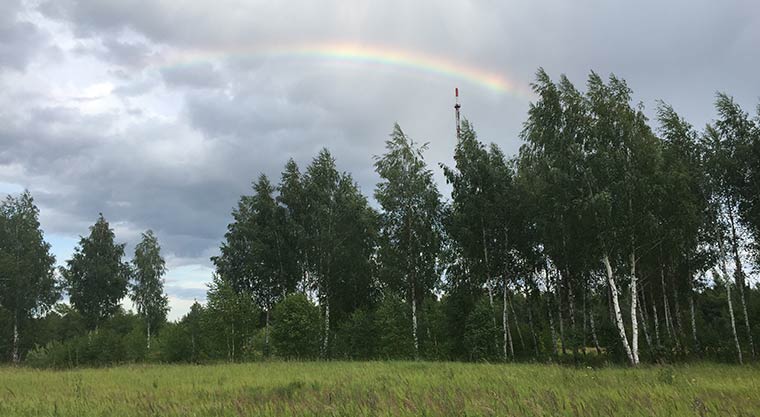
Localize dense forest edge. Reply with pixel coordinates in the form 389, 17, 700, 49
2, 68, 760, 367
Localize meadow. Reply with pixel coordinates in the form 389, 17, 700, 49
1, 362, 759, 416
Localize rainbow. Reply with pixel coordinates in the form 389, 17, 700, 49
154, 42, 529, 97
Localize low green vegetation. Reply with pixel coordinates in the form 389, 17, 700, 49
1, 362, 759, 417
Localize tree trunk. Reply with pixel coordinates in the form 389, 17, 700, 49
509, 294, 526, 352
231, 322, 236, 362
637, 292, 652, 351
557, 275, 566, 355
589, 303, 602, 356
505, 293, 514, 360
503, 283, 508, 361
582, 289, 588, 356
265, 308, 271, 357
483, 226, 493, 309
630, 250, 639, 365
673, 282, 685, 345
689, 293, 699, 354
729, 203, 756, 358
548, 308, 558, 356
725, 274, 743, 365
191, 331, 196, 361
12, 311, 19, 364
146, 322, 151, 350
411, 293, 419, 359
737, 273, 755, 358
603, 254, 635, 365
649, 290, 661, 348
527, 299, 539, 358
568, 281, 578, 356
323, 299, 330, 358
661, 267, 673, 342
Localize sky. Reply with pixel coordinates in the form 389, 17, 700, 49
1, 0, 758, 320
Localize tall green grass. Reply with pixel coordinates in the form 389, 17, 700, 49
1, 362, 758, 416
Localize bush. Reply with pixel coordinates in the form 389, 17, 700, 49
271, 293, 321, 359
375, 295, 414, 359
464, 298, 499, 361
335, 308, 377, 359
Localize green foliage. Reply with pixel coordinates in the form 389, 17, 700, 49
464, 298, 499, 361
130, 230, 169, 348
334, 308, 377, 359
205, 274, 259, 361
374, 124, 443, 357
61, 214, 130, 330
0, 190, 58, 361
271, 293, 321, 359
374, 295, 414, 359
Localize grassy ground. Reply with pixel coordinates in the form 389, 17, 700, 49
1, 362, 759, 416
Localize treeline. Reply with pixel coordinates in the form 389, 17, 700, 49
2, 69, 760, 367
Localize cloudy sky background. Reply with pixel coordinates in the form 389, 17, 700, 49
1, 0, 758, 319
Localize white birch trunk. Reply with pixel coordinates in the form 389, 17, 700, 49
527, 300, 539, 357
146, 322, 151, 350
503, 283, 508, 361
603, 254, 635, 365
589, 305, 602, 355
725, 274, 743, 365
12, 312, 19, 364
411, 295, 419, 359
231, 322, 236, 361
548, 310, 558, 356
323, 299, 330, 357
509, 295, 525, 352
661, 268, 673, 341
630, 250, 639, 365
505, 297, 514, 359
719, 246, 743, 365
651, 293, 661, 347
557, 278, 566, 355
689, 294, 698, 352
737, 279, 755, 358
637, 295, 652, 350
265, 308, 270, 356
729, 204, 756, 358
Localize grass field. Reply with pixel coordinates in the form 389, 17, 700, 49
1, 362, 759, 416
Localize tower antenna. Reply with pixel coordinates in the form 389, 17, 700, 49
454, 88, 461, 140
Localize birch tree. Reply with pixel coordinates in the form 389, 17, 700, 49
706, 94, 757, 358
62, 214, 130, 331
130, 230, 169, 350
302, 150, 376, 357
375, 124, 443, 359
213, 174, 298, 356
0, 191, 58, 363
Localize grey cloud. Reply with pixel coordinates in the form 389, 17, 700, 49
112, 77, 159, 97
164, 286, 207, 301
0, 2, 49, 71
160, 62, 224, 89
73, 38, 154, 69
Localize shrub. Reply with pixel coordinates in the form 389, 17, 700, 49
271, 293, 321, 359
375, 295, 414, 359
464, 298, 499, 361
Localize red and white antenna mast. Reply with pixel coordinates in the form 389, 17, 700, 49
454, 88, 461, 140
